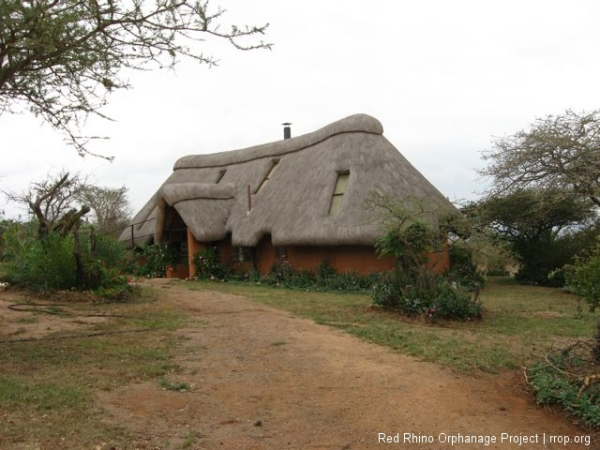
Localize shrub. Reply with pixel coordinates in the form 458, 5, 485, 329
3, 223, 135, 299
267, 260, 297, 285
563, 237, 600, 312
133, 244, 176, 278
448, 246, 485, 291
434, 283, 482, 319
371, 275, 400, 309
93, 232, 128, 269
527, 344, 600, 428
5, 228, 77, 291
372, 276, 481, 320
193, 247, 228, 280
315, 260, 337, 287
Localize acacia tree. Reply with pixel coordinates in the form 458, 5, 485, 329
5, 172, 90, 240
4, 172, 137, 287
0, 0, 271, 157
77, 184, 130, 235
482, 109, 600, 207
4, 171, 95, 286
464, 188, 598, 285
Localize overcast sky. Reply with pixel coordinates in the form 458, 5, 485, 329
3, 0, 600, 219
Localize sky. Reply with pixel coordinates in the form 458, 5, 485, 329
3, 0, 600, 219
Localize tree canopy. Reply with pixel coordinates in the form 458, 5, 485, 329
0, 0, 271, 157
77, 184, 130, 235
481, 109, 600, 208
464, 188, 598, 285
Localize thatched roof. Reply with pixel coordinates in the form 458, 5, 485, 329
120, 114, 456, 248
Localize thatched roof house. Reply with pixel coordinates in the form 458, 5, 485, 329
121, 114, 456, 278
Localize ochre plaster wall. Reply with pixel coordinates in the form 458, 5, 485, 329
186, 229, 450, 278
256, 236, 278, 275
187, 229, 206, 278
286, 245, 396, 275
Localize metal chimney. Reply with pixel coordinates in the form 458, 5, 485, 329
283, 122, 292, 140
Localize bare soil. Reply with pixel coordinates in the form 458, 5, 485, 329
1, 280, 597, 449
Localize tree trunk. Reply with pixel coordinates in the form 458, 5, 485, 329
72, 225, 86, 289
593, 317, 600, 364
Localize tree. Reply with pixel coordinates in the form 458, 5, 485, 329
464, 188, 598, 285
564, 237, 600, 313
0, 0, 271, 157
482, 109, 600, 208
5, 172, 89, 240
3, 171, 134, 291
77, 184, 130, 235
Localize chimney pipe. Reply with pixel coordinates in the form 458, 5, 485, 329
282, 122, 292, 140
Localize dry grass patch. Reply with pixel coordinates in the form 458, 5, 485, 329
0, 286, 188, 449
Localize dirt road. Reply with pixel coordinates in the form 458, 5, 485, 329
99, 281, 594, 449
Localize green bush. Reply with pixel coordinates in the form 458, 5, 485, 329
0, 218, 19, 261
372, 276, 481, 320
527, 350, 600, 428
448, 246, 485, 291
563, 237, 600, 312
192, 247, 229, 280
371, 275, 401, 309
434, 283, 482, 319
5, 228, 77, 291
194, 257, 387, 294
3, 222, 136, 299
315, 260, 337, 286
93, 232, 128, 269
267, 260, 296, 285
133, 244, 177, 278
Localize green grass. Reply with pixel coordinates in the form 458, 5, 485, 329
159, 378, 190, 391
188, 277, 597, 373
0, 377, 86, 410
181, 430, 197, 449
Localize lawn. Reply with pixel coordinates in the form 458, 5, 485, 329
188, 277, 597, 373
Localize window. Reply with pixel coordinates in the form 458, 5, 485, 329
329, 172, 350, 215
256, 160, 279, 193
236, 246, 255, 263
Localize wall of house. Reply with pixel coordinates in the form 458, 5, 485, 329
286, 245, 396, 275
285, 245, 449, 276
185, 230, 450, 279
166, 264, 190, 279
186, 229, 206, 278
256, 236, 278, 275
425, 250, 450, 274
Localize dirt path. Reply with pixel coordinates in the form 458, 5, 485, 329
98, 281, 594, 449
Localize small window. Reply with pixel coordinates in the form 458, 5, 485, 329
236, 246, 255, 263
215, 169, 226, 183
256, 160, 279, 193
329, 172, 350, 215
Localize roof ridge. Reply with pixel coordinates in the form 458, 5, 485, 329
173, 113, 383, 170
